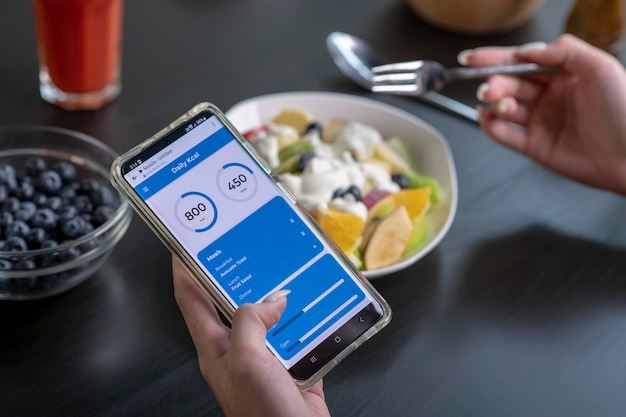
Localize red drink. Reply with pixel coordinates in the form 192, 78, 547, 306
31, 0, 124, 110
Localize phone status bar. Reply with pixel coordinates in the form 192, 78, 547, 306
124, 116, 223, 188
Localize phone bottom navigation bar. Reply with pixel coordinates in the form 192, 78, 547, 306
289, 303, 382, 380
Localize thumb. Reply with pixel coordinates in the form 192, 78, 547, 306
230, 290, 289, 355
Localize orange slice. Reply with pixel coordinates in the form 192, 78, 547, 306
391, 187, 431, 221
316, 208, 365, 254
367, 187, 431, 223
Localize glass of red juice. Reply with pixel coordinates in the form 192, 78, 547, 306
31, 0, 124, 110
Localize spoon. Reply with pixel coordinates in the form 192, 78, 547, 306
326, 31, 479, 123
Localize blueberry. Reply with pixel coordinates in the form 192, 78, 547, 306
61, 217, 89, 240
37, 255, 58, 269
17, 173, 33, 184
331, 188, 344, 200
80, 213, 93, 224
92, 205, 115, 226
52, 160, 77, 183
0, 163, 17, 190
4, 236, 28, 252
0, 212, 14, 229
79, 178, 100, 194
0, 184, 7, 204
391, 173, 410, 189
344, 185, 362, 201
74, 195, 93, 214
2, 196, 20, 213
40, 238, 59, 249
25, 156, 47, 177
83, 221, 94, 235
297, 152, 316, 172
30, 192, 48, 206
0, 259, 12, 270
38, 170, 63, 195
305, 121, 322, 135
43, 195, 63, 212
59, 246, 81, 262
6, 220, 30, 238
14, 258, 37, 270
13, 181, 35, 200
25, 227, 47, 249
90, 186, 115, 207
57, 206, 79, 223
30, 208, 57, 231
15, 201, 37, 222
59, 186, 77, 202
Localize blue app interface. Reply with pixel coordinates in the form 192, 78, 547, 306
125, 115, 373, 366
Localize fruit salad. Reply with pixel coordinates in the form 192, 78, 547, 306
242, 108, 442, 271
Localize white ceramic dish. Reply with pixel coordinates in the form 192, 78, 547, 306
226, 91, 457, 279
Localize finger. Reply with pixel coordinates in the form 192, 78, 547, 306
477, 75, 544, 104
229, 293, 288, 357
172, 256, 231, 362
457, 46, 518, 66
516, 34, 623, 79
458, 41, 550, 66
492, 97, 531, 127
302, 379, 332, 416
478, 107, 529, 153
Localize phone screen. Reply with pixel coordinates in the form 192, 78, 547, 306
119, 108, 387, 380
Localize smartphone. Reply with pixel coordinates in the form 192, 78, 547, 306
110, 102, 392, 388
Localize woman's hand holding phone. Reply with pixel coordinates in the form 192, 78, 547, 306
172, 256, 331, 417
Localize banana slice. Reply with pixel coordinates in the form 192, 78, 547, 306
271, 108, 314, 134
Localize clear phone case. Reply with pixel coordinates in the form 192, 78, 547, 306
110, 102, 392, 389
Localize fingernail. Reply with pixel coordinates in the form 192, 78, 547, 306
457, 49, 472, 66
496, 98, 510, 113
263, 289, 291, 303
476, 82, 489, 101
517, 41, 547, 54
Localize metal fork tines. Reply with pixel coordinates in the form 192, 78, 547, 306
371, 60, 557, 95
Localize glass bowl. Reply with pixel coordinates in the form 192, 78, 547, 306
0, 126, 132, 300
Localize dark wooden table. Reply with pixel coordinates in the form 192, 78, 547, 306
2, 1, 626, 416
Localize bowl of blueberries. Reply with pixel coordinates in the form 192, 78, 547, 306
0, 126, 132, 300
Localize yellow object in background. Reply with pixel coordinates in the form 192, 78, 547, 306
564, 0, 624, 56
405, 0, 546, 35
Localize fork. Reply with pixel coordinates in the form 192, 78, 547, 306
371, 60, 558, 95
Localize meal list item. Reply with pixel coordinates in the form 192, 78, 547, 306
31, 0, 124, 110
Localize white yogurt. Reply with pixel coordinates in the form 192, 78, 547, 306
252, 117, 399, 215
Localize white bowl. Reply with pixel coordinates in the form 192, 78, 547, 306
226, 91, 457, 279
